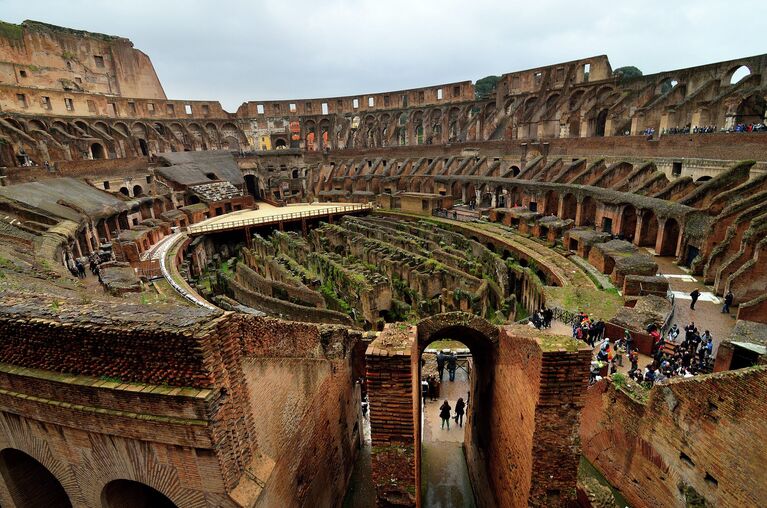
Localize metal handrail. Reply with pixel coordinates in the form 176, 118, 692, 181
187, 203, 373, 234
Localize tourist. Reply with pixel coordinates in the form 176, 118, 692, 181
690, 289, 700, 310
668, 324, 680, 342
722, 290, 733, 314
454, 397, 466, 427
447, 351, 457, 382
428, 376, 439, 401
76, 260, 86, 279
629, 350, 639, 371
436, 350, 446, 380
439, 400, 452, 430
624, 329, 633, 355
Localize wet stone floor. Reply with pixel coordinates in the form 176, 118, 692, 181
421, 365, 476, 508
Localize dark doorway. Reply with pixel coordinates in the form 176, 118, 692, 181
91, 143, 106, 159
138, 139, 149, 156
0, 448, 72, 508
101, 479, 178, 508
595, 110, 608, 137
244, 174, 260, 198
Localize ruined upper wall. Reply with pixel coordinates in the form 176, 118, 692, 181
237, 80, 476, 118
0, 20, 166, 99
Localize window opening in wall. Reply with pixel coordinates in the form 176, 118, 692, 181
402, 95, 408, 107
273, 104, 281, 113
453, 85, 461, 97
353, 98, 359, 109
128, 102, 137, 115
103, 181, 110, 190
66, 61, 72, 71
729, 65, 750, 85
418, 91, 425, 102
202, 104, 210, 115
166, 104, 175, 115
583, 63, 591, 82
16, 94, 26, 108
556, 68, 564, 82
107, 102, 117, 116
289, 103, 297, 112
305, 102, 313, 112
321, 102, 329, 115
529, 201, 537, 212
704, 473, 718, 488
64, 98, 74, 111
534, 72, 542, 84
75, 77, 82, 84
384, 95, 390, 107
94, 55, 105, 68
437, 88, 443, 100
86, 100, 96, 113
679, 452, 695, 467
19, 70, 26, 78
672, 161, 682, 177
147, 103, 155, 114
368, 97, 375, 107
256, 104, 265, 114
146, 175, 153, 183
184, 104, 193, 115
41, 96, 51, 110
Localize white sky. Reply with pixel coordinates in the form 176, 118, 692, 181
2, 0, 766, 111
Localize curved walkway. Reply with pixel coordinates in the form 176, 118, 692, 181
156, 232, 218, 310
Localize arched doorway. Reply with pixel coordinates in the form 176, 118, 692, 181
638, 210, 659, 247
101, 479, 178, 508
132, 185, 143, 196
544, 190, 559, 216
595, 109, 608, 137
91, 143, 106, 159
416, 313, 498, 506
580, 196, 597, 226
119, 187, 129, 196
659, 218, 680, 256
619, 204, 637, 241
138, 139, 149, 156
736, 94, 766, 125
244, 174, 260, 198
561, 193, 577, 220
0, 448, 72, 508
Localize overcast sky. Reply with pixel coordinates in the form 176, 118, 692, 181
2, 0, 766, 111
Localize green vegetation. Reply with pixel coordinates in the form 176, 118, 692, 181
475, 75, 501, 100
0, 21, 24, 41
613, 66, 642, 80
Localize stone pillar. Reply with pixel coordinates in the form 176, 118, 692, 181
366, 325, 417, 507
633, 213, 645, 247
574, 199, 584, 227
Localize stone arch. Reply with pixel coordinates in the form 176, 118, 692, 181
112, 122, 130, 137
74, 120, 90, 133
638, 209, 659, 247
543, 190, 559, 216
28, 119, 47, 131
659, 217, 680, 256
735, 94, 766, 125
656, 77, 681, 95
561, 193, 577, 220
101, 479, 178, 508
91, 142, 106, 159
0, 448, 72, 508
620, 204, 638, 241
724, 64, 752, 85
595, 109, 608, 137
415, 313, 498, 481
133, 185, 143, 196
510, 165, 521, 178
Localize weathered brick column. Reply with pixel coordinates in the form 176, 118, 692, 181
366, 323, 417, 507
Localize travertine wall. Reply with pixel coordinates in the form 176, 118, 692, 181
580, 367, 767, 508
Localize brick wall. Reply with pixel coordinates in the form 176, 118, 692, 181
580, 367, 767, 507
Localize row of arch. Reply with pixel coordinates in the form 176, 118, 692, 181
0, 448, 177, 508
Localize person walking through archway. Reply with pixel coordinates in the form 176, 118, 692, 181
436, 350, 446, 380
454, 397, 466, 428
440, 400, 452, 430
447, 351, 457, 382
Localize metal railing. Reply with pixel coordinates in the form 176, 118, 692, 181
187, 203, 373, 234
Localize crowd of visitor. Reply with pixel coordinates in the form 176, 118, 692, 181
574, 308, 715, 388
662, 123, 766, 135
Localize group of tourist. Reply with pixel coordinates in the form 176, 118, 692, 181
436, 349, 459, 381
587, 316, 716, 387
571, 311, 607, 347
530, 307, 554, 329
67, 253, 105, 282
438, 397, 466, 430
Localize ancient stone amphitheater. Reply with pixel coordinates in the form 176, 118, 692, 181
0, 19, 765, 508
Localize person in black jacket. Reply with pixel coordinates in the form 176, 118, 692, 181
454, 397, 466, 427
722, 290, 734, 314
690, 289, 701, 310
439, 400, 452, 430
